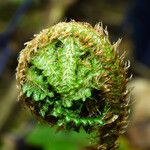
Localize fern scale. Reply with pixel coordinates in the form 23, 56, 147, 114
16, 21, 131, 149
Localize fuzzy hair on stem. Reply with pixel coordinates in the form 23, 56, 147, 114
16, 21, 131, 150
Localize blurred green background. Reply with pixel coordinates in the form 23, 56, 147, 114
0, 0, 150, 150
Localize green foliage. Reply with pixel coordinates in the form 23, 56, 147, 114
17, 21, 130, 149
21, 23, 115, 128
118, 136, 134, 150
26, 124, 90, 150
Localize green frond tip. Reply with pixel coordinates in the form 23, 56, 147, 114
16, 21, 131, 149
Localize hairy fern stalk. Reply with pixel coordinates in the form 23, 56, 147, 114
16, 21, 131, 149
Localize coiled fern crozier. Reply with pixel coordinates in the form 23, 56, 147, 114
16, 21, 131, 149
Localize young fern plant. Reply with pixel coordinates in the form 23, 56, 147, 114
16, 21, 131, 150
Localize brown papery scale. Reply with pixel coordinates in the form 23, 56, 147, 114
16, 21, 131, 149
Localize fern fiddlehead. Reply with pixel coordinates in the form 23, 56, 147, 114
16, 21, 131, 149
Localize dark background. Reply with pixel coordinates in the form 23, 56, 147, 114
0, 0, 150, 150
